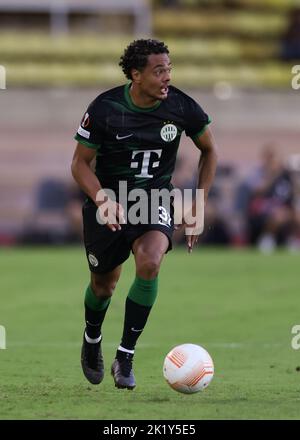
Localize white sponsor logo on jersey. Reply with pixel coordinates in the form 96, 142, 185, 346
130, 149, 162, 178
116, 133, 133, 140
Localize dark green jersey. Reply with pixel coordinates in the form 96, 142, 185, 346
75, 83, 211, 194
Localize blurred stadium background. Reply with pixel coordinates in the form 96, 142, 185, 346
1, 0, 300, 422
1, 0, 300, 251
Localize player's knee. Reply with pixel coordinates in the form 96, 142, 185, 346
91, 279, 117, 299
136, 251, 162, 279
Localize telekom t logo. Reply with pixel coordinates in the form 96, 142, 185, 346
131, 149, 162, 178
0, 325, 6, 349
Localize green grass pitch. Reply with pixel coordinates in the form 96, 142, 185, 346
0, 247, 299, 420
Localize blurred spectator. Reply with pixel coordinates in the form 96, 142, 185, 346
172, 155, 232, 246
281, 7, 300, 61
199, 165, 234, 246
159, 0, 180, 7
15, 148, 299, 250
66, 183, 86, 241
199, 200, 231, 246
238, 144, 297, 251
172, 153, 198, 195
19, 178, 84, 245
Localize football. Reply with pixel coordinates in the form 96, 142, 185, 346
163, 343, 214, 394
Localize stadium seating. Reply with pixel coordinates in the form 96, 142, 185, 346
0, 0, 298, 87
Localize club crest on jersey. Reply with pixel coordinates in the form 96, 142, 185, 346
160, 124, 177, 142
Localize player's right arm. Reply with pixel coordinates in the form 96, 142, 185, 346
71, 142, 100, 204
71, 142, 124, 231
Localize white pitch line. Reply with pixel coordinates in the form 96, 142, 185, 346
5, 341, 285, 349
6, 342, 156, 348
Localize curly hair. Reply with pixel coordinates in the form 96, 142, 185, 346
119, 39, 169, 80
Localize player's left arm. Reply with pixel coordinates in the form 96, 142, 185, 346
186, 126, 218, 252
193, 126, 218, 204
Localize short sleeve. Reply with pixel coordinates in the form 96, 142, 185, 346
184, 96, 211, 140
74, 99, 104, 149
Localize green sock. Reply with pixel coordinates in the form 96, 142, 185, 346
118, 276, 158, 353
85, 284, 110, 311
128, 275, 158, 307
84, 284, 111, 340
